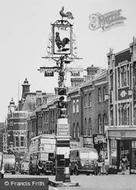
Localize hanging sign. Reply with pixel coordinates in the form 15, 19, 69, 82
44, 70, 54, 77
52, 20, 72, 55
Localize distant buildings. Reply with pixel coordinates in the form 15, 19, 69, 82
5, 78, 54, 162
26, 66, 108, 152
3, 37, 136, 174
0, 122, 5, 152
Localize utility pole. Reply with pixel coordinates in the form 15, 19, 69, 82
39, 7, 81, 183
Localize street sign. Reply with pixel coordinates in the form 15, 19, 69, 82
38, 66, 58, 77
57, 118, 70, 136
44, 70, 54, 77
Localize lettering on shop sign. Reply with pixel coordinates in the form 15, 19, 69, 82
89, 9, 126, 31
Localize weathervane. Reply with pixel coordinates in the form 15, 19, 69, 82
59, 6, 74, 20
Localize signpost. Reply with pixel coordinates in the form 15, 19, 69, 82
39, 7, 81, 184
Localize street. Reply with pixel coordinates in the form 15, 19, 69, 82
4, 173, 136, 190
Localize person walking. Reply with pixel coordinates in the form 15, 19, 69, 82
97, 154, 104, 175
120, 156, 128, 175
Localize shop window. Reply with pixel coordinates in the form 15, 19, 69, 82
132, 141, 136, 148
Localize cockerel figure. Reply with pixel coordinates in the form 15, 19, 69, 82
55, 32, 70, 52
59, 6, 74, 20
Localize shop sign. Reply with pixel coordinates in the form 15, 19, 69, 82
52, 20, 72, 55
70, 141, 79, 148
83, 137, 93, 147
94, 134, 106, 144
57, 118, 70, 137
118, 87, 130, 100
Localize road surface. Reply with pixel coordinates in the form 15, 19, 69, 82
4, 173, 136, 190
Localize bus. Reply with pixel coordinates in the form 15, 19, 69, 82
29, 134, 56, 175
70, 147, 98, 175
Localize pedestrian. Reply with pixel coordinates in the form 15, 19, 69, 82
120, 156, 128, 175
97, 154, 103, 175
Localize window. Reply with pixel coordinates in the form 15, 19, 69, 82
20, 136, 25, 147
110, 71, 113, 90
88, 93, 92, 106
73, 123, 76, 139
120, 66, 127, 87
76, 123, 80, 138
103, 114, 107, 133
76, 99, 79, 113
88, 118, 92, 136
127, 65, 129, 86
72, 100, 76, 113
98, 115, 102, 134
134, 107, 136, 125
15, 136, 19, 147
103, 86, 107, 101
118, 68, 120, 88
84, 118, 87, 136
122, 104, 129, 125
84, 94, 87, 107
98, 88, 102, 102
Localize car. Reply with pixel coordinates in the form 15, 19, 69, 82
70, 147, 98, 175
3, 153, 16, 174
20, 161, 29, 174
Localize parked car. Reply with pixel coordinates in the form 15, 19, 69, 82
70, 147, 98, 175
20, 160, 29, 174
3, 153, 16, 174
29, 152, 55, 175
0, 152, 4, 178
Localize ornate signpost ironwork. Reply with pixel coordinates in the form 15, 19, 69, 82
39, 7, 81, 183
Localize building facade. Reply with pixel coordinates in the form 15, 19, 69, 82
68, 87, 82, 147
107, 38, 136, 173
7, 110, 28, 161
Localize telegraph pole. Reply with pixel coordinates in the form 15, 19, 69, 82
39, 7, 81, 183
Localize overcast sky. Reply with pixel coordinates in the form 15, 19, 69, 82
0, 0, 136, 121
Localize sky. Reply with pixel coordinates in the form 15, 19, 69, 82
0, 0, 136, 121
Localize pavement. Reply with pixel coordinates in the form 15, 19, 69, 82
4, 173, 136, 190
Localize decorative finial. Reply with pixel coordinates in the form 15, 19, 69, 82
59, 7, 74, 20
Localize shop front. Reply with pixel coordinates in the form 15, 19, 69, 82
107, 127, 136, 174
